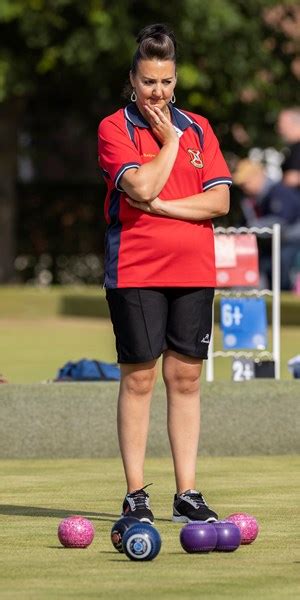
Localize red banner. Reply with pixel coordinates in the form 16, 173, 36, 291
214, 233, 259, 287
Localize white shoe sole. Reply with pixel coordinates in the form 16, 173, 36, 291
139, 517, 154, 525
172, 515, 218, 523
122, 513, 154, 525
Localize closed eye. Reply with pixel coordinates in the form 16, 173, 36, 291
143, 80, 173, 85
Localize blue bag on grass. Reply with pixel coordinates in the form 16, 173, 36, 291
56, 359, 120, 381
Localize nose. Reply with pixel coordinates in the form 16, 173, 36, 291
152, 83, 162, 97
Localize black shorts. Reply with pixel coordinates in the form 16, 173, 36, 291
106, 287, 214, 364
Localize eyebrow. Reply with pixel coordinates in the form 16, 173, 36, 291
142, 76, 174, 80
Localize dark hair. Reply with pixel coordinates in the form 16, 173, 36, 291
131, 23, 177, 74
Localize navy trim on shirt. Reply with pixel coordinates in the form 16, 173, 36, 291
124, 103, 204, 144
115, 161, 141, 191
124, 104, 149, 128
203, 176, 232, 190
105, 189, 122, 288
123, 104, 232, 191
125, 103, 198, 127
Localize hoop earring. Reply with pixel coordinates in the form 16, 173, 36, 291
131, 90, 137, 102
171, 93, 176, 104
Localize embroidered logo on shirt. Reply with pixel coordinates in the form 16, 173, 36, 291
187, 148, 204, 169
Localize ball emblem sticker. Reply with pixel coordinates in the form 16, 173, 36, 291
187, 148, 204, 168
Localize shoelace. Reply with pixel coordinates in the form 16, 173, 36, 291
182, 491, 208, 508
127, 484, 153, 510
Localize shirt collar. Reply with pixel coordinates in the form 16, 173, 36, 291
124, 103, 149, 128
124, 102, 192, 131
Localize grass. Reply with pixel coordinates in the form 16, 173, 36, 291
0, 456, 299, 600
0, 316, 298, 383
1, 285, 300, 325
0, 317, 116, 384
1, 381, 299, 458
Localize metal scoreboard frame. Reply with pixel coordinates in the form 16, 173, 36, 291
206, 224, 281, 381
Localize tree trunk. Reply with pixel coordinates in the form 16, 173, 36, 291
0, 100, 23, 282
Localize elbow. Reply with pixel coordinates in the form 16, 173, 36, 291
208, 186, 230, 217
216, 199, 230, 217
216, 189, 230, 216
219, 202, 230, 216
139, 184, 156, 203
120, 170, 156, 202
130, 182, 156, 203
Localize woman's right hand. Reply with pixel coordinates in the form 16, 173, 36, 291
144, 105, 179, 146
119, 104, 179, 203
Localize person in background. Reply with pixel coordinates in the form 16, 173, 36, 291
233, 159, 300, 290
98, 24, 231, 525
277, 107, 300, 189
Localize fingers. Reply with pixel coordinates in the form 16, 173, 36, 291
143, 105, 178, 145
144, 105, 166, 128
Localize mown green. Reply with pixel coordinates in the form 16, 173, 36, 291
0, 286, 300, 325
0, 456, 299, 600
0, 315, 298, 383
1, 381, 299, 458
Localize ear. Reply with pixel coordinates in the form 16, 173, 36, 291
129, 70, 135, 88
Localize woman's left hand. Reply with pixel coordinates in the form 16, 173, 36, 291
125, 196, 163, 215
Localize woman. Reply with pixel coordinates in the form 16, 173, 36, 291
98, 24, 231, 524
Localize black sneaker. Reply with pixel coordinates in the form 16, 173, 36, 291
122, 485, 154, 524
172, 489, 218, 523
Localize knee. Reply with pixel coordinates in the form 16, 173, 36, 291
163, 367, 200, 395
122, 368, 157, 397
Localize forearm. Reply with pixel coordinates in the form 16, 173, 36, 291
155, 186, 230, 220
121, 140, 179, 202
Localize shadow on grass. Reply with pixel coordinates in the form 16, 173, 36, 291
0, 505, 171, 523
0, 505, 118, 521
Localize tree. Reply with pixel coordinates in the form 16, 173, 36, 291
0, 0, 135, 281
0, 0, 299, 281
174, 0, 299, 148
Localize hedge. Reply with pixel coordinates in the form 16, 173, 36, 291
0, 286, 299, 325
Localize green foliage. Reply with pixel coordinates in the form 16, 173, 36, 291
0, 0, 299, 146
0, 0, 132, 102
175, 0, 299, 146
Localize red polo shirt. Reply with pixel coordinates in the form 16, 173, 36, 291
98, 103, 232, 288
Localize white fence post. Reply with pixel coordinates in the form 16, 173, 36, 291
272, 223, 281, 379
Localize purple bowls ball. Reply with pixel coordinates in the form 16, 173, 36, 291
180, 522, 218, 553
213, 521, 241, 552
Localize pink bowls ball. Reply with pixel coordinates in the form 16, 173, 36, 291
225, 512, 259, 545
58, 516, 95, 548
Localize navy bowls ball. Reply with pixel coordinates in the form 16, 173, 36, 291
122, 522, 161, 561
111, 517, 140, 552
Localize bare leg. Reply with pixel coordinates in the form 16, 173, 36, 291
162, 350, 202, 494
118, 360, 158, 493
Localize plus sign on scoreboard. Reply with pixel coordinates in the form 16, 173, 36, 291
220, 297, 268, 350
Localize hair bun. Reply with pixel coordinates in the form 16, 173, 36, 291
136, 23, 177, 52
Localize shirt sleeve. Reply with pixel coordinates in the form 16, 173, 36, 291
202, 120, 232, 191
98, 116, 142, 191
